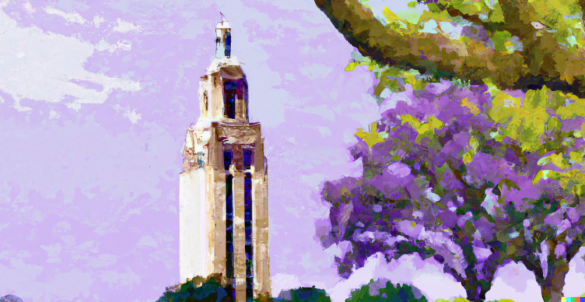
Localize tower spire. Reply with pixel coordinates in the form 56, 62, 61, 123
215, 13, 231, 58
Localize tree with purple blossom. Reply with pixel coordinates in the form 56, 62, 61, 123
317, 75, 585, 301
314, 0, 585, 301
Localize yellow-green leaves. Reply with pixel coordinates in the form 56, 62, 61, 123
533, 170, 554, 185
355, 122, 386, 147
488, 87, 549, 152
529, 0, 585, 52
488, 92, 521, 123
555, 97, 585, 119
461, 97, 480, 115
534, 169, 585, 195
373, 66, 431, 94
491, 30, 512, 52
401, 114, 445, 144
345, 60, 380, 72
383, 7, 408, 32
462, 135, 479, 164
538, 153, 570, 169
499, 178, 520, 191
447, 0, 485, 16
488, 2, 505, 23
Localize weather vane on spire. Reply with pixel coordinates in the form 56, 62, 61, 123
220, 12, 227, 23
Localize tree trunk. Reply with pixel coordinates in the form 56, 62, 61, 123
456, 245, 502, 301
460, 265, 499, 301
461, 278, 484, 302
540, 262, 569, 302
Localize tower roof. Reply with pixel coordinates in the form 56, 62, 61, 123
216, 14, 230, 29
216, 21, 230, 29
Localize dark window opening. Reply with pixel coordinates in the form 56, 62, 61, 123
224, 81, 237, 119
226, 175, 234, 285
225, 31, 231, 58
203, 92, 209, 116
224, 150, 233, 170
244, 173, 253, 300
243, 150, 253, 170
196, 152, 204, 167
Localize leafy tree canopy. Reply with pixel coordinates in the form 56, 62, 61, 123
315, 0, 585, 96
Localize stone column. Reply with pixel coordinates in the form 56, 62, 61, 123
253, 138, 271, 296
210, 73, 223, 118
208, 124, 226, 276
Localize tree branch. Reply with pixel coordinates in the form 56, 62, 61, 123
315, 0, 585, 95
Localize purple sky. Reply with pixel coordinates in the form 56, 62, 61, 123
0, 0, 584, 301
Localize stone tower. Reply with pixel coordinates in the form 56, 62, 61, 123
179, 18, 271, 301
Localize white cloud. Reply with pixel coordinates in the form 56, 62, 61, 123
271, 273, 302, 297
124, 110, 142, 124
0, 9, 140, 111
44, 7, 86, 24
93, 15, 105, 28
113, 104, 142, 123
137, 235, 157, 248
0, 259, 93, 301
317, 126, 332, 137
49, 110, 60, 119
299, 63, 334, 80
23, 2, 34, 14
95, 39, 132, 53
485, 262, 544, 302
300, 173, 327, 188
113, 18, 141, 33
327, 253, 466, 302
100, 269, 141, 289
41, 244, 62, 263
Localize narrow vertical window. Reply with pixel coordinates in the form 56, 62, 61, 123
225, 174, 234, 286
244, 173, 253, 300
203, 91, 209, 117
224, 31, 231, 58
224, 150, 233, 170
243, 150, 253, 170
224, 81, 236, 119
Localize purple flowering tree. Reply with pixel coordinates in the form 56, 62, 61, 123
318, 78, 585, 301
313, 0, 585, 300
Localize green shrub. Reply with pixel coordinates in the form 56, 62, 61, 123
256, 286, 331, 302
156, 274, 233, 302
280, 286, 331, 302
158, 276, 331, 302
345, 279, 426, 302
